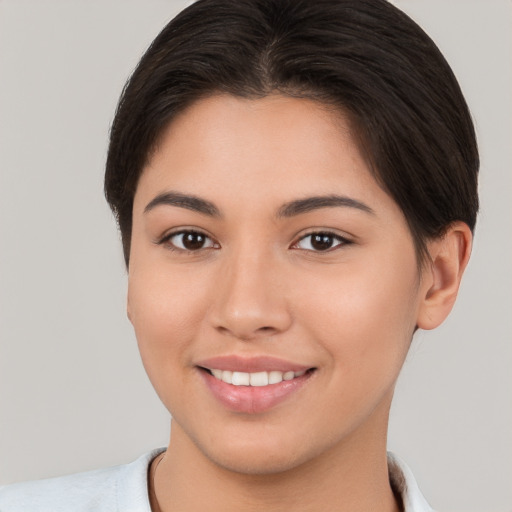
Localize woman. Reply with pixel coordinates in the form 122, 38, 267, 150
0, 0, 480, 510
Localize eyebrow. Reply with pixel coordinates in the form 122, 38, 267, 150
144, 191, 374, 219
144, 191, 221, 217
277, 195, 374, 218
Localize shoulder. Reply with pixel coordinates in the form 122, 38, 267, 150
0, 466, 119, 512
0, 449, 164, 512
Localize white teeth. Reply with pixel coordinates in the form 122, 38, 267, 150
211, 369, 223, 379
221, 370, 232, 384
249, 371, 268, 387
268, 371, 283, 385
231, 371, 250, 386
209, 369, 308, 386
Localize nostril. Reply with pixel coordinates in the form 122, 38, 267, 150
215, 324, 278, 341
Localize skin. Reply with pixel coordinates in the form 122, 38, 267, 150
127, 94, 471, 512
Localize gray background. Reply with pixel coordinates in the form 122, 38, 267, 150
0, 1, 510, 511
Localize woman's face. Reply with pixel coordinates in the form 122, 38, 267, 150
128, 94, 430, 474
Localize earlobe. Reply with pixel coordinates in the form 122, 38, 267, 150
416, 222, 473, 331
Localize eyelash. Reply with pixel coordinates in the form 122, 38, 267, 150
157, 230, 219, 252
292, 231, 352, 252
157, 230, 352, 253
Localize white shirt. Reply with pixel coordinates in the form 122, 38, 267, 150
0, 450, 434, 511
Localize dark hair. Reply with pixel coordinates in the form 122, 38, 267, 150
105, 0, 479, 266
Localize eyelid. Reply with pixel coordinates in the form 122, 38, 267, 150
156, 228, 219, 251
291, 230, 353, 251
154, 227, 352, 253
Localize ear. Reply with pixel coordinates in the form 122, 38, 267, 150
417, 222, 473, 331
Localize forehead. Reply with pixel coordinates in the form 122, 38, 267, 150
134, 94, 395, 218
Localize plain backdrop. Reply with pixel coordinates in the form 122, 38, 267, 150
0, 1, 511, 511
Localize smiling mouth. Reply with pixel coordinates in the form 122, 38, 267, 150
200, 367, 316, 386
197, 365, 316, 413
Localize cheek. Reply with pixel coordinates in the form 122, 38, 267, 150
127, 265, 211, 392
297, 254, 419, 379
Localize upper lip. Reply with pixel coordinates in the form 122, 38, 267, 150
195, 355, 312, 373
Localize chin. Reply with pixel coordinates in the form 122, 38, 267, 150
184, 420, 337, 477
204, 443, 313, 476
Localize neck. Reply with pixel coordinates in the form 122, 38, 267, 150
150, 417, 400, 512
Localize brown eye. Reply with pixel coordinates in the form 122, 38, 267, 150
295, 232, 348, 252
165, 231, 216, 251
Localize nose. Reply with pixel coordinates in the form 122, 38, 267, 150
209, 248, 292, 341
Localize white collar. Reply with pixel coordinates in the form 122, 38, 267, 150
116, 450, 434, 512
388, 452, 434, 512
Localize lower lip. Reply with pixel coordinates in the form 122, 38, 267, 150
199, 369, 313, 414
